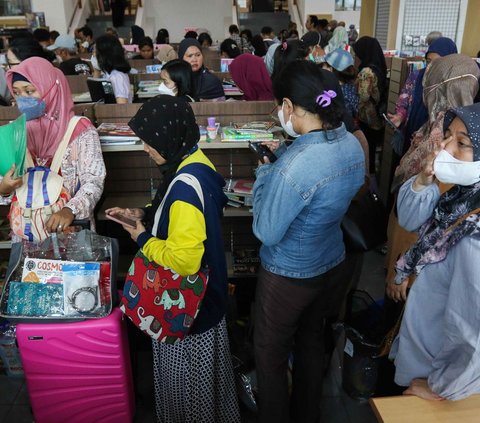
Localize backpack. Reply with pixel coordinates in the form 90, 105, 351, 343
9, 117, 82, 242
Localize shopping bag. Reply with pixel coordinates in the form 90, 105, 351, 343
120, 249, 209, 344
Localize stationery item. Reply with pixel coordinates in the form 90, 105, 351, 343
0, 114, 27, 177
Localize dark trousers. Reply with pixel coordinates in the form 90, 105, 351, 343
254, 264, 351, 423
359, 123, 385, 175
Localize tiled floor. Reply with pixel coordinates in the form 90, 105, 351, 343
0, 250, 386, 423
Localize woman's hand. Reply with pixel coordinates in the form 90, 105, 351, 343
0, 164, 23, 196
386, 279, 408, 303
413, 139, 448, 191
105, 207, 145, 220
403, 378, 445, 401
387, 112, 403, 128
122, 219, 146, 242
261, 140, 280, 152
45, 207, 75, 233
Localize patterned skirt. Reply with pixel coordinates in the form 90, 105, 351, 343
152, 317, 241, 423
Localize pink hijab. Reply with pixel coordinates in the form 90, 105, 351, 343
229, 54, 274, 101
6, 57, 76, 161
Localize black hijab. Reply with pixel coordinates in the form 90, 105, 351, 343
352, 36, 387, 91
128, 95, 200, 200
178, 38, 225, 100
131, 25, 145, 45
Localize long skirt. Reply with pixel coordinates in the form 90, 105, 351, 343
152, 317, 240, 423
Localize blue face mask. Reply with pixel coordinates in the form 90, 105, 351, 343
16, 96, 46, 121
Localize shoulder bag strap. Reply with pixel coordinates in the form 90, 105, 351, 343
151, 173, 204, 236
446, 207, 480, 233
50, 116, 83, 174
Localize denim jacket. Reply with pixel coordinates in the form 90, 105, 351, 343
252, 124, 364, 278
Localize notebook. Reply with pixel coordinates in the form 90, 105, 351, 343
86, 77, 116, 104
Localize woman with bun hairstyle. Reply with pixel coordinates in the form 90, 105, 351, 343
252, 60, 364, 423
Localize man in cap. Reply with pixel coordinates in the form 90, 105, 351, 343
48, 34, 91, 76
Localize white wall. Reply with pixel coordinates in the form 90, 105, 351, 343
145, 0, 233, 43
334, 11, 360, 29
31, 0, 80, 34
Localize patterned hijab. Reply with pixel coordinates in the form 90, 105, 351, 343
6, 57, 75, 162
128, 95, 200, 198
394, 103, 480, 283
326, 26, 349, 52
392, 54, 480, 191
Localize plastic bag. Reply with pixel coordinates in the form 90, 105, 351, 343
0, 319, 23, 376
0, 114, 26, 177
339, 290, 388, 400
0, 230, 118, 322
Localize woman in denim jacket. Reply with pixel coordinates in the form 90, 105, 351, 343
252, 60, 365, 423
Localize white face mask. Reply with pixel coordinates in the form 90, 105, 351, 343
90, 55, 101, 71
434, 149, 480, 186
277, 103, 300, 138
158, 82, 176, 96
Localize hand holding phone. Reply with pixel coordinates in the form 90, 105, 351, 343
248, 141, 277, 163
106, 212, 137, 228
382, 113, 400, 132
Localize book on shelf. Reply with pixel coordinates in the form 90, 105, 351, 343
224, 178, 254, 195
97, 123, 140, 144
138, 80, 161, 88
222, 127, 275, 142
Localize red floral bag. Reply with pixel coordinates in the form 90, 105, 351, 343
119, 173, 209, 344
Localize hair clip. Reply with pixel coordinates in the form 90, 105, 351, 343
282, 41, 287, 50
316, 90, 337, 107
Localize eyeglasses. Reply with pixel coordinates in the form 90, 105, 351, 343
7, 61, 20, 68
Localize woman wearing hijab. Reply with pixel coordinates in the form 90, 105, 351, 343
388, 102, 480, 401
177, 38, 225, 101
0, 57, 106, 240
352, 36, 388, 174
388, 37, 458, 155
105, 95, 240, 423
324, 25, 350, 54
130, 25, 145, 45
385, 54, 480, 290
229, 54, 274, 101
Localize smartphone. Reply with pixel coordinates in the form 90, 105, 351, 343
248, 142, 277, 163
106, 213, 137, 228
382, 113, 399, 132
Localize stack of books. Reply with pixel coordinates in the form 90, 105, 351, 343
97, 123, 140, 145
221, 127, 276, 143
136, 80, 161, 98
223, 178, 254, 208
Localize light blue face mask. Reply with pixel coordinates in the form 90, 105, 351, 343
16, 96, 46, 121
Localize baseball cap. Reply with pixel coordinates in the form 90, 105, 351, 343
301, 31, 321, 47
324, 48, 354, 72
47, 34, 77, 51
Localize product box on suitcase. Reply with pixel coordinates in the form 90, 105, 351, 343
0, 230, 119, 323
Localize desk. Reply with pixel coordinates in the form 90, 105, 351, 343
369, 394, 480, 423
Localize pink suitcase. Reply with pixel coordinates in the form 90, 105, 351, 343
16, 307, 135, 423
